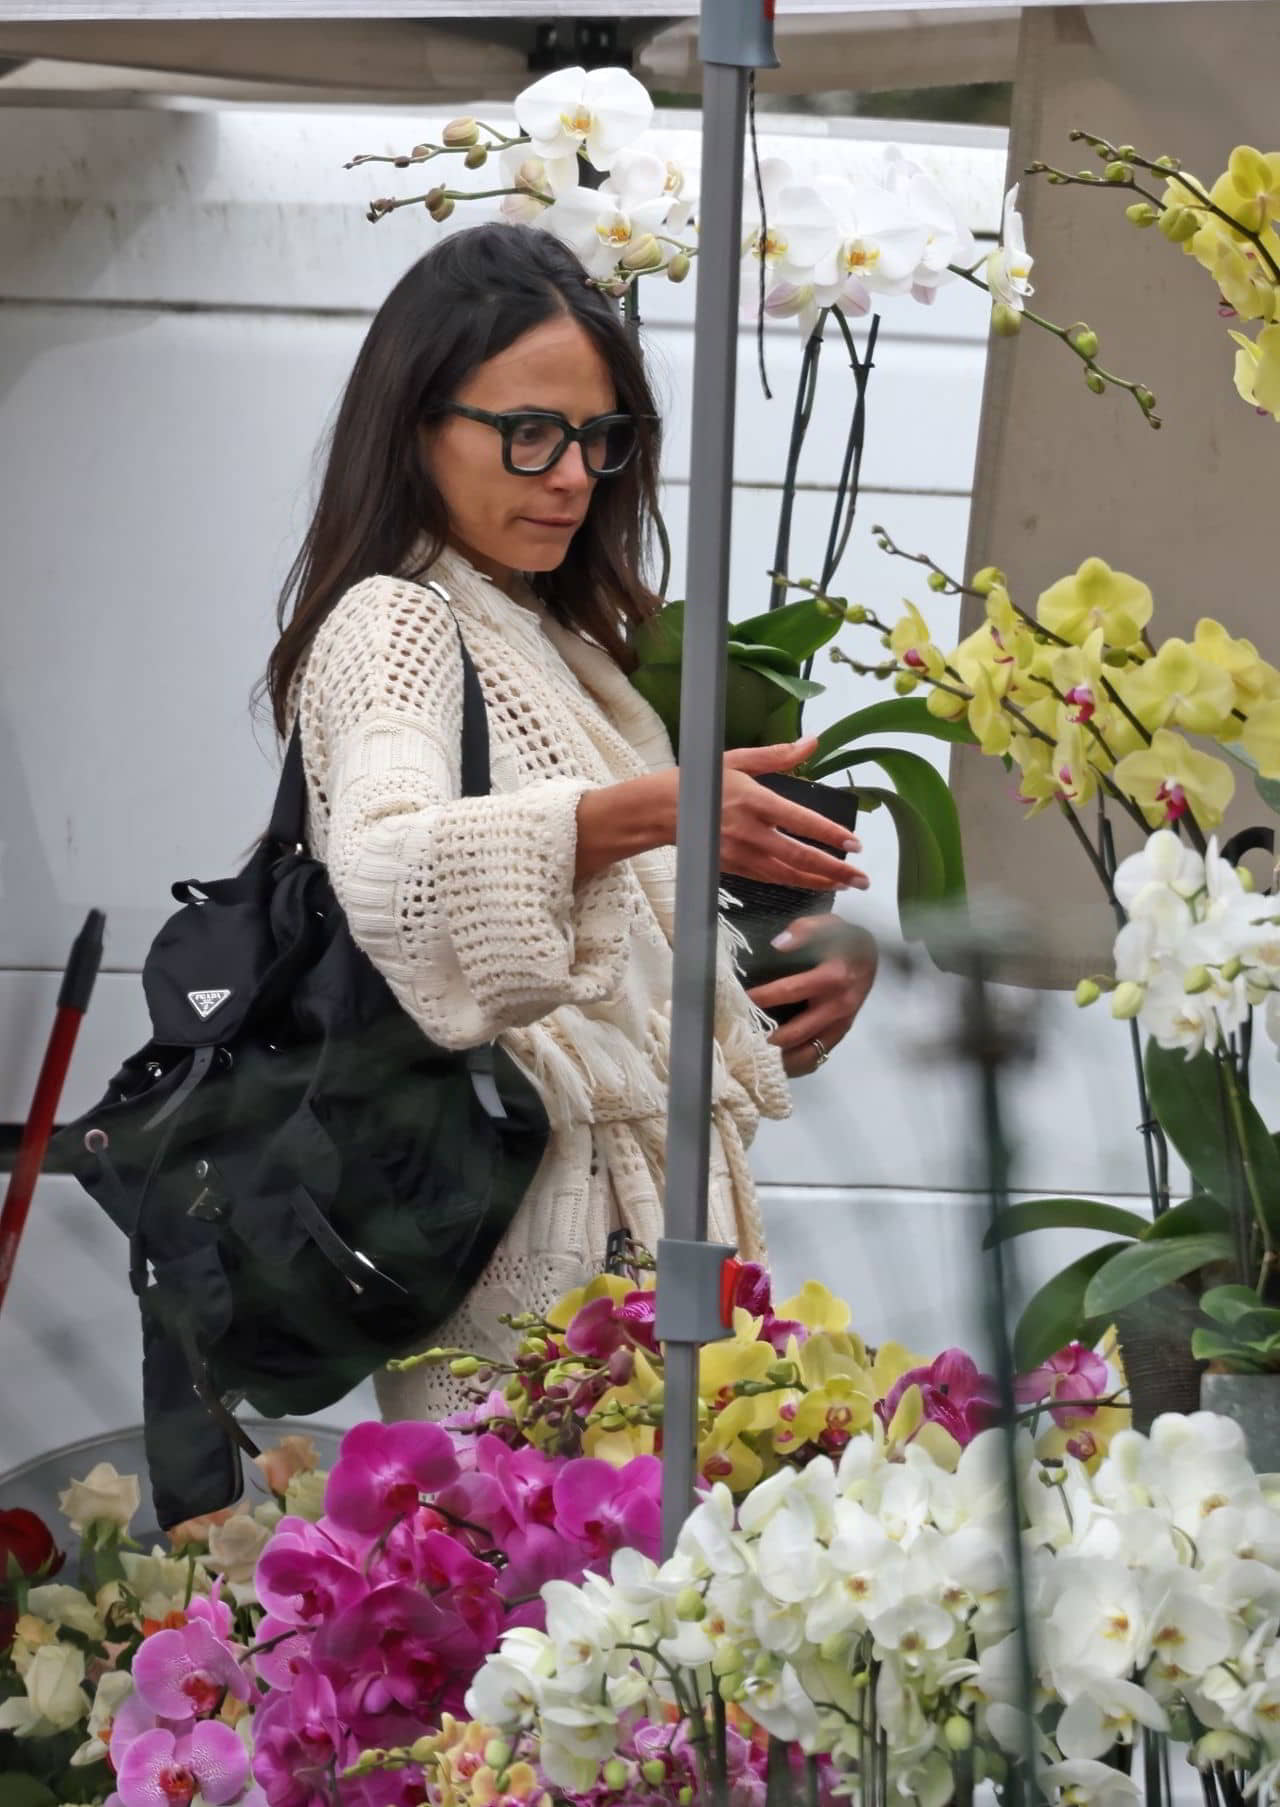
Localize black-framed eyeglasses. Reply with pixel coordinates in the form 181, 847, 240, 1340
433, 403, 651, 477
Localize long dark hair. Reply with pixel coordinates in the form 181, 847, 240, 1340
263, 223, 663, 735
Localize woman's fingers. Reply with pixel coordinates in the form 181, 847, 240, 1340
764, 794, 862, 853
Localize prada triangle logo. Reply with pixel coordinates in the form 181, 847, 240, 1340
188, 989, 232, 1020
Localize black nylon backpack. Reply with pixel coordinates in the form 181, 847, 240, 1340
53, 599, 549, 1529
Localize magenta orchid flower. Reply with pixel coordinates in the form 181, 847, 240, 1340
255, 1522, 368, 1628
116, 1722, 253, 1807
311, 1582, 491, 1740
250, 1616, 312, 1692
878, 1348, 999, 1445
324, 1421, 460, 1538
131, 1617, 250, 1721
252, 1671, 353, 1807
1015, 1342, 1110, 1425
553, 1455, 662, 1564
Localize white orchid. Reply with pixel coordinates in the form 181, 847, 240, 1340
514, 65, 653, 196
70, 1670, 133, 1768
985, 185, 1035, 311
542, 149, 675, 280
496, 143, 556, 224
806, 175, 933, 314
879, 145, 976, 301
1041, 1757, 1143, 1807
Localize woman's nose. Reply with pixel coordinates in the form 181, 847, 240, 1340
549, 441, 593, 494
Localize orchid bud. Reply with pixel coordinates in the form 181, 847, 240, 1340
845, 602, 868, 624
607, 1347, 635, 1386
449, 1356, 480, 1377
1135, 385, 1157, 410
505, 1380, 525, 1402
894, 673, 918, 696
1193, 1731, 1255, 1770
1085, 370, 1106, 395
1104, 161, 1131, 183
927, 570, 947, 592
991, 302, 1023, 337
675, 1586, 707, 1621
767, 1359, 799, 1386
1110, 980, 1144, 1019
465, 145, 489, 170
1183, 965, 1212, 994
711, 1645, 742, 1676
667, 252, 691, 283
679, 1789, 695, 1806
1158, 205, 1200, 244
1117, 144, 1137, 159
411, 1735, 441, 1763
818, 1633, 849, 1664
424, 185, 446, 211
1068, 324, 1100, 358
972, 566, 1005, 595
622, 234, 666, 273
412, 144, 431, 159
602, 1760, 629, 1792
485, 1741, 513, 1772
944, 1716, 974, 1752
642, 1762, 667, 1787
432, 197, 456, 222
443, 117, 480, 147
1125, 202, 1160, 227
1075, 979, 1101, 1007
1222, 955, 1245, 982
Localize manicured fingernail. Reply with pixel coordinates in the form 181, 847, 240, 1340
843, 837, 860, 851
771, 930, 796, 950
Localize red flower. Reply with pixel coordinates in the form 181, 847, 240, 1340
0, 1508, 64, 1647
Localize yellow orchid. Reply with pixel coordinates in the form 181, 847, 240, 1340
581, 1346, 663, 1463
699, 1394, 769, 1492
1231, 324, 1280, 420
1050, 721, 1099, 808
984, 584, 1036, 671
1036, 556, 1154, 648
1189, 218, 1278, 322
777, 1279, 853, 1335
546, 1271, 634, 1331
888, 601, 946, 679
698, 1307, 775, 1403
871, 1340, 924, 1399
1112, 727, 1235, 830
967, 663, 1014, 756
785, 1370, 876, 1449
1193, 617, 1280, 711
1009, 733, 1064, 815
1220, 145, 1280, 224
1241, 699, 1280, 778
1036, 1403, 1131, 1472
1122, 635, 1237, 736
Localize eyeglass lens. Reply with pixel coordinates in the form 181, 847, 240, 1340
506, 416, 637, 476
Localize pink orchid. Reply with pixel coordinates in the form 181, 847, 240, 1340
553, 1455, 662, 1565
131, 1617, 250, 1722
252, 1671, 355, 1807
564, 1294, 632, 1358
250, 1616, 312, 1693
618, 1289, 659, 1352
1015, 1342, 1110, 1425
324, 1421, 460, 1538
255, 1521, 368, 1628
878, 1348, 999, 1445
116, 1722, 253, 1807
311, 1582, 490, 1741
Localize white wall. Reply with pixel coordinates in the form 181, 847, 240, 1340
0, 98, 1212, 1478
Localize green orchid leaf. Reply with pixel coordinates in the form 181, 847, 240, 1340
982, 1198, 1149, 1249
1081, 1232, 1234, 1319
733, 595, 844, 661
1258, 775, 1280, 814
1190, 1328, 1271, 1368
632, 602, 685, 666
1141, 1194, 1230, 1239
731, 657, 825, 701
810, 698, 977, 768
809, 747, 965, 901
629, 662, 682, 744
1145, 1043, 1280, 1241
1013, 1243, 1128, 1371
726, 639, 801, 675
850, 785, 947, 925
1199, 1283, 1274, 1326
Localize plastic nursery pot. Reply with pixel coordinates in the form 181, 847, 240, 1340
723, 773, 860, 1029
1114, 1286, 1205, 1434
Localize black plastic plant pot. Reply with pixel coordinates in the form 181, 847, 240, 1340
724, 773, 860, 1028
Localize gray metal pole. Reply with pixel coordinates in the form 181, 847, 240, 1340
658, 0, 778, 1560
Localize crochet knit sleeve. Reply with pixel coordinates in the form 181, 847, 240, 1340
296, 576, 630, 1049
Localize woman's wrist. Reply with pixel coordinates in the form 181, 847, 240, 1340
575, 771, 677, 882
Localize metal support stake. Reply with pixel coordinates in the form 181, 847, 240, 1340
659, 0, 778, 1561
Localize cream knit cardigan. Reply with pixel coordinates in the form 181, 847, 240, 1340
292, 546, 791, 1418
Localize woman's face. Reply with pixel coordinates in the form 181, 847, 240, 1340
423, 312, 618, 591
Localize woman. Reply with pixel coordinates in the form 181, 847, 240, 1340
264, 222, 876, 1417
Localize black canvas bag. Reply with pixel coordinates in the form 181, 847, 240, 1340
54, 608, 549, 1528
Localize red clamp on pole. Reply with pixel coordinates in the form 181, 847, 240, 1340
719, 1256, 745, 1326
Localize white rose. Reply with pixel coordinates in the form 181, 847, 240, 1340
25, 1584, 105, 1640
284, 1470, 328, 1524
58, 1463, 141, 1536
119, 1547, 208, 1621
0, 1643, 88, 1735
206, 1511, 272, 1590
70, 1670, 133, 1766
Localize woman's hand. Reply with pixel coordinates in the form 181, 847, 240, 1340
575, 736, 869, 890
747, 915, 878, 1077
720, 739, 868, 894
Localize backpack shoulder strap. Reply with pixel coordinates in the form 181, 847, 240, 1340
266, 582, 492, 847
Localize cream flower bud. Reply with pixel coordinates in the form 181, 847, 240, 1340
442, 117, 479, 148
1110, 980, 1145, 1018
